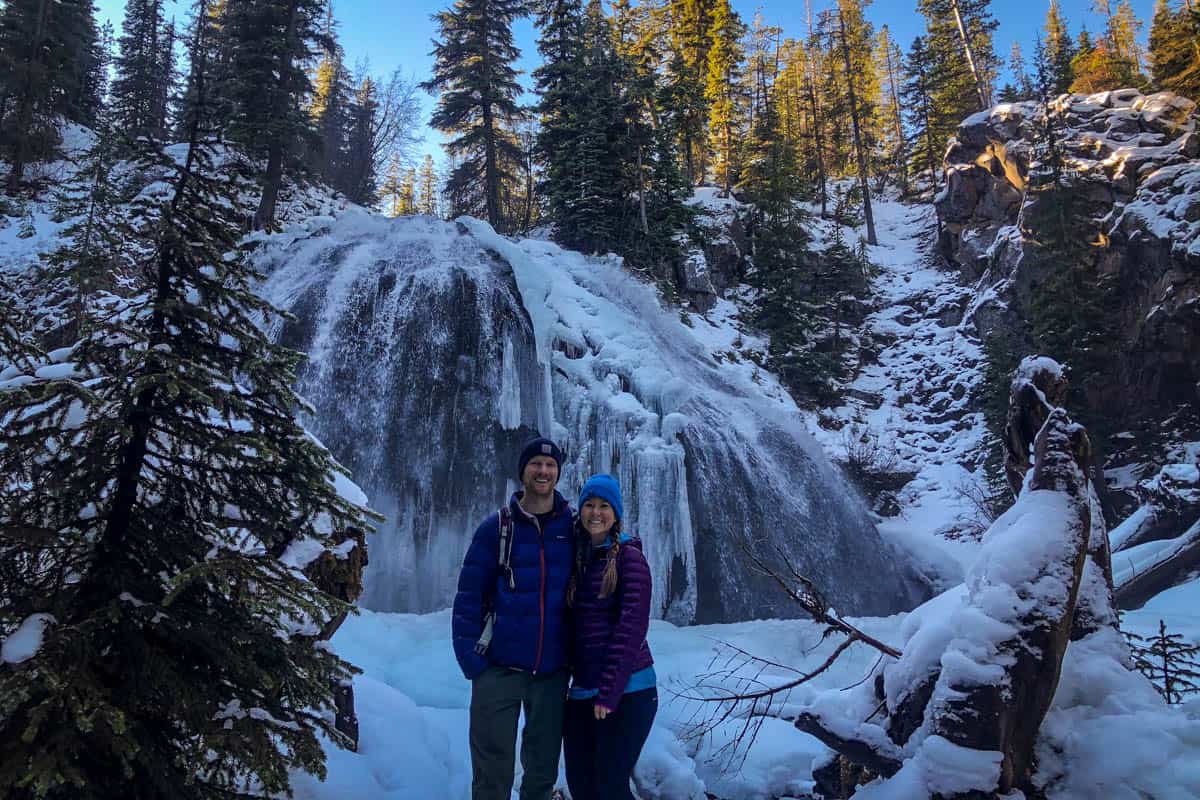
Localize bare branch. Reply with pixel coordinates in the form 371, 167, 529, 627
793, 712, 903, 777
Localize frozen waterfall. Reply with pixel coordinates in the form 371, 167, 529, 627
254, 210, 926, 623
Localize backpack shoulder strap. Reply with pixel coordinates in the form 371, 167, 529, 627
497, 505, 516, 590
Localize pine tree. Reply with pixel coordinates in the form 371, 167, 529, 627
533, 0, 586, 236
0, 10, 375, 796
667, 0, 713, 184
561, 0, 624, 252
1008, 41, 1035, 99
1149, 0, 1200, 97
379, 153, 403, 216
875, 25, 908, 194
423, 0, 529, 232
916, 0, 998, 158
830, 0, 877, 244
1044, 0, 1077, 95
174, 0, 231, 139
342, 76, 379, 205
111, 0, 171, 141
309, 2, 351, 186
398, 167, 417, 215
1127, 620, 1200, 704
223, 0, 326, 229
418, 153, 440, 216
704, 0, 746, 195
611, 0, 691, 270
901, 35, 941, 193
0, 0, 100, 193
78, 19, 114, 128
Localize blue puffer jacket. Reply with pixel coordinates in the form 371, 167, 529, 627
452, 490, 575, 680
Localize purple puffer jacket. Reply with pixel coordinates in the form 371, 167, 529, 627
570, 533, 654, 712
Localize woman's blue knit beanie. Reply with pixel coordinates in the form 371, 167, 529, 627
578, 474, 623, 522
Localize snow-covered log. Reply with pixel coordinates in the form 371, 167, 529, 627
1111, 463, 1200, 609
789, 356, 1130, 799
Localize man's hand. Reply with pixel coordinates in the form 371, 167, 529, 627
594, 704, 611, 720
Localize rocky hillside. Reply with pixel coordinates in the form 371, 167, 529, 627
937, 89, 1200, 603
939, 90, 1198, 473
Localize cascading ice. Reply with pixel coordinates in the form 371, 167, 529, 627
255, 211, 927, 622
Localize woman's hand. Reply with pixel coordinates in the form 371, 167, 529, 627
594, 703, 611, 720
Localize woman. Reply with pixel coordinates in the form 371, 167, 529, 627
563, 474, 656, 800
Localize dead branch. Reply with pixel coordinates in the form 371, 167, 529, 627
793, 712, 903, 778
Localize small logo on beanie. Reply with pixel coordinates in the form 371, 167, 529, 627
541, 444, 552, 454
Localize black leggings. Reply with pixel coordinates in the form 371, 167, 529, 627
562, 687, 657, 800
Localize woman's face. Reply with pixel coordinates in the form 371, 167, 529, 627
581, 498, 616, 540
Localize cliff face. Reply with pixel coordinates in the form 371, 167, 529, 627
937, 90, 1200, 499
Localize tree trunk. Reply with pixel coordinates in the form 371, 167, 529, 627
253, 0, 300, 231
636, 145, 648, 235
884, 39, 907, 194
950, 0, 990, 110
805, 1, 827, 216
836, 4, 877, 245
5, 0, 51, 196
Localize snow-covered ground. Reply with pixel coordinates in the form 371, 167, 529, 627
294, 586, 1200, 800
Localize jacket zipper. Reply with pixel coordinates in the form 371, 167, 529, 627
534, 515, 546, 673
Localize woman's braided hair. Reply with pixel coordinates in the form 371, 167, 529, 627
567, 517, 622, 606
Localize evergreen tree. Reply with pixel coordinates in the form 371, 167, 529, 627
901, 34, 941, 193
1149, 0, 1200, 97
399, 167, 417, 215
1008, 41, 1035, 99
1127, 620, 1200, 704
418, 153, 440, 216
738, 53, 829, 399
423, 0, 529, 232
829, 0, 877, 244
308, 2, 351, 186
916, 0, 998, 158
1044, 0, 1077, 95
533, 0, 586, 236
559, 0, 624, 252
875, 25, 908, 193
704, 0, 746, 195
611, 0, 691, 271
78, 19, 115, 127
111, 0, 171, 141
174, 0, 232, 139
342, 76, 379, 205
223, 0, 326, 229
0, 12, 375, 797
379, 153, 403, 216
667, 0, 713, 184
154, 19, 177, 133
0, 0, 100, 193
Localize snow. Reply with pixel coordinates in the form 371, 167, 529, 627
292, 586, 1200, 800
1112, 519, 1200, 587
1, 613, 56, 664
299, 607, 889, 800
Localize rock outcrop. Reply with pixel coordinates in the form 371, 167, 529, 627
937, 91, 1200, 461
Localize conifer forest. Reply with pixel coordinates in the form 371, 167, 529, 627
2, 0, 1200, 798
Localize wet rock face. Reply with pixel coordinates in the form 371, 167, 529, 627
938, 90, 1200, 437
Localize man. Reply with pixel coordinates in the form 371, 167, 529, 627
452, 437, 575, 800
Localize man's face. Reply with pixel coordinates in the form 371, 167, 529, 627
522, 455, 559, 499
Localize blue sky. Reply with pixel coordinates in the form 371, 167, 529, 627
94, 0, 1158, 166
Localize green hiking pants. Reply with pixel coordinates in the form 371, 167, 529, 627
469, 665, 567, 800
